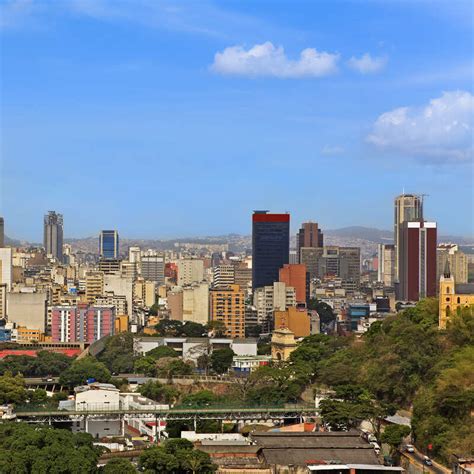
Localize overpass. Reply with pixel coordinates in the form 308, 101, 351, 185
13, 405, 319, 425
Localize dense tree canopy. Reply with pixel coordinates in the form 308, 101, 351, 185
138, 439, 216, 473
0, 424, 101, 473
0, 372, 27, 404
97, 332, 136, 374
138, 380, 179, 404
0, 351, 74, 377
210, 347, 234, 374
59, 356, 111, 388
101, 458, 136, 473
147, 346, 179, 360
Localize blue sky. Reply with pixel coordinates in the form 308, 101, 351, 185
1, 0, 473, 241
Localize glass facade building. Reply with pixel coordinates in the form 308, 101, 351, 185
99, 230, 119, 259
252, 211, 290, 290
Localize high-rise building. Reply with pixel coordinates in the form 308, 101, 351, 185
182, 282, 209, 325
279, 264, 308, 304
398, 221, 437, 301
0, 217, 4, 247
51, 304, 115, 343
307, 246, 361, 290
213, 264, 235, 288
128, 246, 141, 263
141, 253, 165, 285
0, 248, 12, 291
297, 222, 323, 263
177, 259, 204, 286
394, 194, 423, 281
252, 211, 290, 290
44, 211, 64, 261
437, 244, 468, 284
210, 284, 245, 338
377, 244, 396, 287
134, 279, 156, 308
99, 230, 119, 259
85, 271, 104, 304
253, 282, 296, 332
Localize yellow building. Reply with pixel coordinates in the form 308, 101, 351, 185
16, 326, 45, 344
114, 315, 129, 333
271, 328, 297, 361
134, 279, 156, 308
85, 271, 104, 304
439, 263, 474, 329
274, 307, 310, 338
210, 284, 245, 338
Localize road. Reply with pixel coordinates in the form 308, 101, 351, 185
403, 449, 449, 474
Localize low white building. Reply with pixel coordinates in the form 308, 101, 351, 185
75, 383, 120, 411
231, 355, 272, 374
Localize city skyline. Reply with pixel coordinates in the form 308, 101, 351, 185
1, 1, 473, 240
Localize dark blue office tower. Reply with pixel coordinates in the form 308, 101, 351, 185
252, 211, 290, 290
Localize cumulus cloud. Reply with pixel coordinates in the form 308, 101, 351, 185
348, 53, 387, 74
211, 42, 339, 78
367, 90, 474, 163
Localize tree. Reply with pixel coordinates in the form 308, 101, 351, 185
98, 332, 136, 373
206, 320, 227, 337
149, 303, 159, 316
59, 356, 111, 388
246, 365, 301, 405
147, 346, 179, 360
163, 438, 194, 454
0, 372, 27, 404
180, 321, 207, 337
181, 390, 219, 407
138, 446, 180, 473
29, 388, 48, 404
102, 458, 136, 473
210, 348, 234, 374
0, 424, 100, 473
182, 449, 217, 474
0, 351, 73, 377
138, 380, 179, 404
319, 399, 367, 431
308, 299, 336, 325
155, 319, 183, 336
381, 424, 411, 456
134, 356, 157, 376
156, 358, 194, 379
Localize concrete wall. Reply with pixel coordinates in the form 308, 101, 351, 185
7, 291, 47, 331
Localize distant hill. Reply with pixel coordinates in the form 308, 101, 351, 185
325, 226, 393, 243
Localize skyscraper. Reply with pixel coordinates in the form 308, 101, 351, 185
141, 253, 165, 284
252, 211, 290, 290
99, 230, 119, 259
44, 211, 64, 261
377, 244, 395, 287
394, 194, 423, 281
297, 222, 323, 262
398, 221, 437, 301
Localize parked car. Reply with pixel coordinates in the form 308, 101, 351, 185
405, 444, 415, 453
423, 456, 433, 466
372, 443, 381, 455
368, 434, 377, 443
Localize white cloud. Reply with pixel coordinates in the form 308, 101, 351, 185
321, 145, 345, 156
211, 42, 339, 78
348, 53, 387, 74
367, 90, 474, 163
